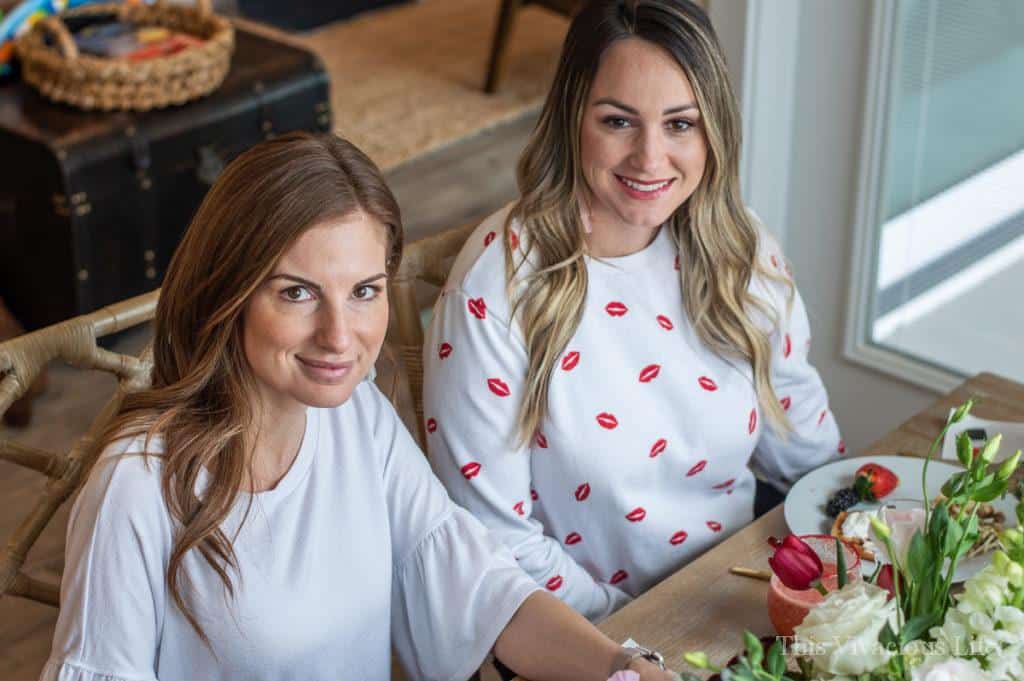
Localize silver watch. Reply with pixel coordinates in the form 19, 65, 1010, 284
612, 644, 667, 674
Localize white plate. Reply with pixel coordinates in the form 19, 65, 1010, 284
784, 455, 1018, 582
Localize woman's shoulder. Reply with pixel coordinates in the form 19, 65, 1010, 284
442, 203, 532, 324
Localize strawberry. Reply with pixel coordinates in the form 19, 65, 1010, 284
854, 462, 899, 501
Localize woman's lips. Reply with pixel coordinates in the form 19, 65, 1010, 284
615, 174, 676, 200
296, 356, 354, 384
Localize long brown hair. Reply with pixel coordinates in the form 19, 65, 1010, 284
508, 0, 792, 444
91, 132, 402, 646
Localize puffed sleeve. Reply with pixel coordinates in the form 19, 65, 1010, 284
423, 285, 630, 622
749, 221, 843, 491
39, 440, 172, 681
367, 385, 540, 681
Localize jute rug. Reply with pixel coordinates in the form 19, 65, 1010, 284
234, 0, 569, 171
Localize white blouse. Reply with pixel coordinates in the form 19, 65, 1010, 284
423, 205, 842, 622
41, 381, 540, 681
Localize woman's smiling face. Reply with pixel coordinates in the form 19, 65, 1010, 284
579, 37, 708, 256
242, 212, 390, 414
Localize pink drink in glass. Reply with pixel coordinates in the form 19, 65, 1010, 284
766, 534, 861, 636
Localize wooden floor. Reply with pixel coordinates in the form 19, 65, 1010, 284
0, 113, 535, 681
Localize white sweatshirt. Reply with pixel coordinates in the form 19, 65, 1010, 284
41, 381, 539, 681
423, 205, 842, 622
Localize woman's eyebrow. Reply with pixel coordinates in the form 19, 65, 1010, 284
356, 273, 388, 287
267, 274, 324, 293
593, 97, 698, 115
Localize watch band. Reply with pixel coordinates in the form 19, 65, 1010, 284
611, 644, 667, 675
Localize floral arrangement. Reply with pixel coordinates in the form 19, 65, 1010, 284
681, 400, 1024, 681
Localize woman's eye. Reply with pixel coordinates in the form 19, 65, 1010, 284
281, 285, 313, 302
667, 118, 694, 132
602, 116, 631, 130
353, 284, 381, 301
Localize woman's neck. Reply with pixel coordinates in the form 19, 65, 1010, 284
246, 401, 307, 493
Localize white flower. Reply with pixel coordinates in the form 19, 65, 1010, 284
959, 564, 1011, 615
792, 580, 898, 677
910, 657, 991, 681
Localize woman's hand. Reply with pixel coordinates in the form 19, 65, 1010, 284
625, 658, 682, 681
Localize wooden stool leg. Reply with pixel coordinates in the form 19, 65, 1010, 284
484, 0, 524, 94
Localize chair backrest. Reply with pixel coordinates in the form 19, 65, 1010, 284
0, 290, 159, 607
388, 220, 478, 448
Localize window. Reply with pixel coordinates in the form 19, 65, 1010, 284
846, 0, 1024, 391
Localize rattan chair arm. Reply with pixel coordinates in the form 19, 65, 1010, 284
0, 441, 67, 478
37, 16, 79, 61
9, 571, 60, 607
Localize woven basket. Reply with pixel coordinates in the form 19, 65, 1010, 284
14, 0, 234, 111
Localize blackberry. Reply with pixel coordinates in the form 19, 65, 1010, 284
826, 487, 859, 517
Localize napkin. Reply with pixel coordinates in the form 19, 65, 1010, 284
941, 411, 1024, 463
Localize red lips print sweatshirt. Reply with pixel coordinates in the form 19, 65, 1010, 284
423, 204, 842, 622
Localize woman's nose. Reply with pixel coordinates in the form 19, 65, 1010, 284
315, 305, 352, 353
629, 128, 664, 174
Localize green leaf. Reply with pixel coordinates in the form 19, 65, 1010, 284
942, 472, 967, 499
855, 474, 876, 501
900, 613, 939, 644
836, 537, 848, 588
878, 621, 898, 647
942, 513, 964, 555
744, 631, 764, 669
970, 480, 1009, 503
928, 503, 950, 548
956, 431, 974, 467
766, 640, 785, 677
906, 530, 930, 581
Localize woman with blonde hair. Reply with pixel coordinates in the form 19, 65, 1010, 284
41, 132, 678, 681
424, 0, 842, 637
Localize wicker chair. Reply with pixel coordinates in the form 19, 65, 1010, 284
387, 220, 478, 447
0, 290, 159, 608
483, 0, 580, 93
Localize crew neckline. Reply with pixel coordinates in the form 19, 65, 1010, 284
585, 224, 675, 274
245, 406, 320, 503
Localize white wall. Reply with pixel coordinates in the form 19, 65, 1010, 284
781, 1, 935, 455
711, 0, 937, 455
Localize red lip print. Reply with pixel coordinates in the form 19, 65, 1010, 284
748, 408, 757, 434
698, 376, 718, 391
674, 255, 680, 271
574, 483, 590, 501
626, 507, 646, 522
484, 231, 496, 246
605, 301, 629, 317
531, 489, 539, 501
656, 315, 674, 330
610, 570, 628, 585
838, 440, 846, 454
707, 521, 722, 532
780, 396, 792, 411
687, 460, 707, 477
513, 501, 525, 516
565, 532, 582, 545
546, 575, 563, 591
509, 231, 520, 251
426, 418, 437, 433
712, 478, 736, 490
638, 364, 661, 383
596, 412, 619, 429
771, 254, 780, 269
535, 432, 548, 448
461, 462, 481, 480
670, 530, 688, 545
818, 409, 828, 425
487, 378, 511, 397
438, 342, 453, 359
649, 438, 667, 458
561, 351, 580, 371
783, 333, 792, 358
467, 297, 487, 320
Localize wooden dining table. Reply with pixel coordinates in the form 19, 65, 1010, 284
524, 372, 1024, 679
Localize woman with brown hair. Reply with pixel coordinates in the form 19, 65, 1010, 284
40, 133, 677, 681
424, 0, 842, 632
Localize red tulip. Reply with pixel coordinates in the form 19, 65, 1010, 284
875, 564, 899, 600
767, 535, 824, 591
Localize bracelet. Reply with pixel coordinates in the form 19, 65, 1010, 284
611, 644, 667, 675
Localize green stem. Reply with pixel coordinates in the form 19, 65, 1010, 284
921, 421, 952, 530
814, 581, 829, 597
936, 505, 980, 611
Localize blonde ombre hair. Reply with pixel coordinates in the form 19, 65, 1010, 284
507, 0, 793, 445
89, 133, 402, 647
